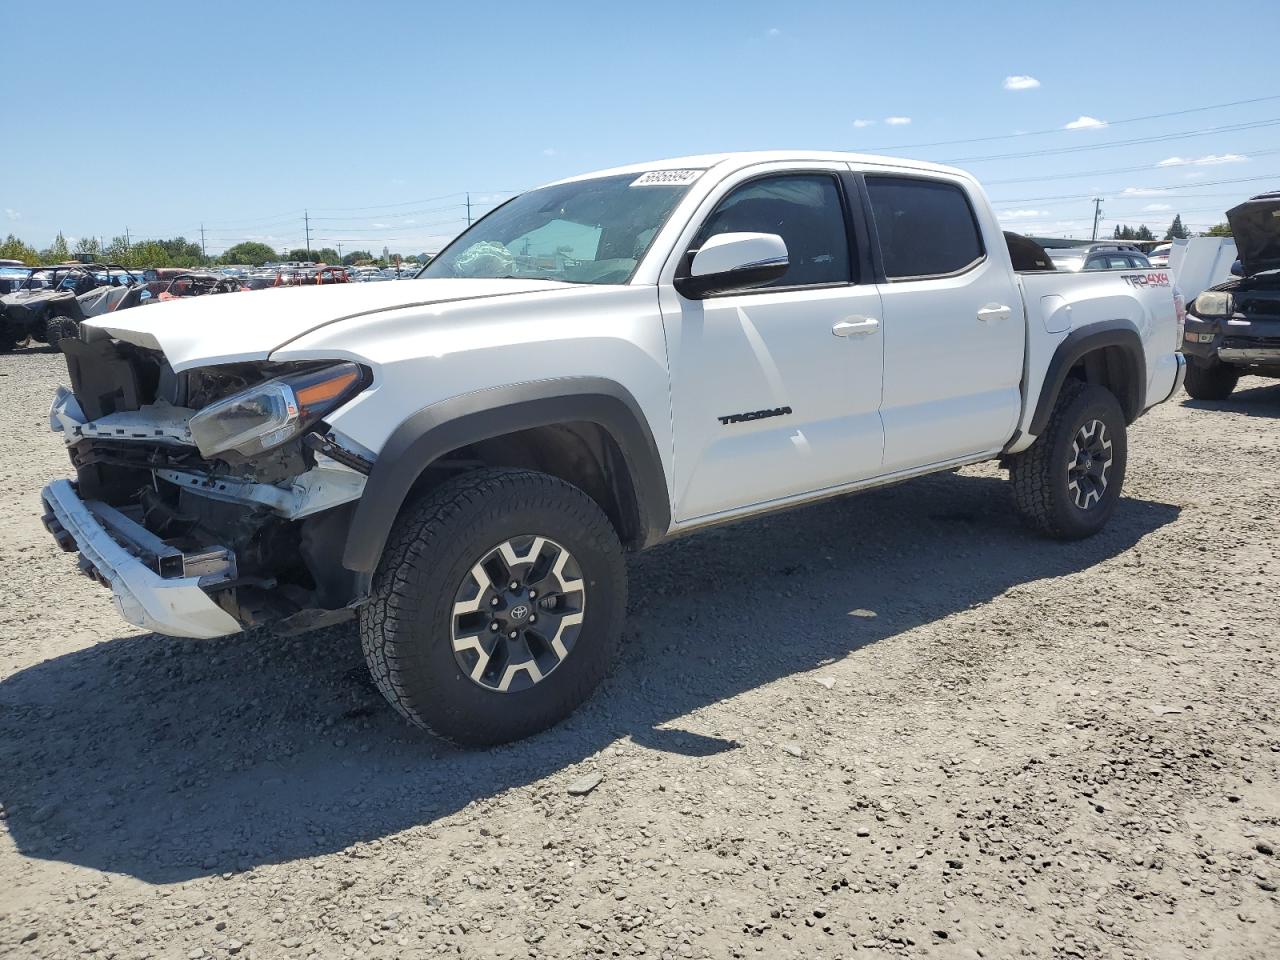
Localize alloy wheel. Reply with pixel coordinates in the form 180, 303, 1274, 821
1066, 418, 1113, 510
450, 535, 586, 693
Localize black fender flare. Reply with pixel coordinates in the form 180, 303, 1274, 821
341, 377, 671, 574
1029, 321, 1146, 437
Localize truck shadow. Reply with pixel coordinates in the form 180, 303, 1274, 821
0, 471, 1179, 884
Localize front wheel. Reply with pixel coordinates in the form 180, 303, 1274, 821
1009, 380, 1128, 540
42, 315, 80, 346
1183, 360, 1239, 401
360, 468, 626, 746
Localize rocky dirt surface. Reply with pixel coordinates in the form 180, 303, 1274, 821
0, 347, 1276, 960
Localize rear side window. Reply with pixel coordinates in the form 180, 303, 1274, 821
866, 176, 985, 279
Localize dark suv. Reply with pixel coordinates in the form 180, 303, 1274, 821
1181, 193, 1280, 400
1047, 243, 1153, 273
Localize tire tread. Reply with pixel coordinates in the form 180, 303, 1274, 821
359, 467, 624, 745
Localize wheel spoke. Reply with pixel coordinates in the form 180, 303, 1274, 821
451, 560, 494, 618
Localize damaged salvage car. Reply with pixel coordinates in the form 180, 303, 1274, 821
1181, 192, 1280, 400
1, 264, 146, 351
41, 151, 1185, 745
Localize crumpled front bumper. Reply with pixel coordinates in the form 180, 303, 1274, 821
40, 479, 242, 639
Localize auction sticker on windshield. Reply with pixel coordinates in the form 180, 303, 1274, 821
631, 169, 704, 187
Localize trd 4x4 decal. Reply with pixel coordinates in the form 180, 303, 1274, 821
1120, 272, 1171, 288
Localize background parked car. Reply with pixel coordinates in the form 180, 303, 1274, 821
1047, 243, 1152, 272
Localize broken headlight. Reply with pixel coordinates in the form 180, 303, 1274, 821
1191, 290, 1233, 318
188, 362, 369, 459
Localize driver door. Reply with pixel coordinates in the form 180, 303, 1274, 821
660, 166, 886, 522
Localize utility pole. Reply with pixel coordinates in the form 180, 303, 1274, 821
200, 223, 207, 261
124, 226, 131, 250
466, 193, 472, 225
1091, 197, 1103, 241
336, 241, 343, 261
304, 209, 312, 256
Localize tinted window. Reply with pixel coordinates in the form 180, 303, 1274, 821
693, 174, 852, 288
866, 177, 984, 279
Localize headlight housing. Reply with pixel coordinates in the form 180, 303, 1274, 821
188, 362, 369, 460
1191, 290, 1233, 317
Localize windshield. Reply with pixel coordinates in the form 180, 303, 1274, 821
419, 171, 700, 285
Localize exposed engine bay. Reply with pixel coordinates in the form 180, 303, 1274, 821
46, 334, 374, 632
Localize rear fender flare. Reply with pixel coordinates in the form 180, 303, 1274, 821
1029, 321, 1146, 437
341, 377, 670, 574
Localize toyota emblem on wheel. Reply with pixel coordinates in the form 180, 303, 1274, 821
509, 603, 530, 621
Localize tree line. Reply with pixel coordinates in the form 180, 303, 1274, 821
1110, 214, 1231, 242
1, 214, 1235, 271
0, 234, 425, 269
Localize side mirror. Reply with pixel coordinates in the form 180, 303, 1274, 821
1230, 259, 1244, 277
675, 232, 789, 299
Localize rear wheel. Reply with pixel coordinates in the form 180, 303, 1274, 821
1010, 380, 1128, 540
1183, 360, 1239, 401
360, 468, 626, 746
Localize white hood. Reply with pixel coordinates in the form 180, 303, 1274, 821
86, 278, 573, 372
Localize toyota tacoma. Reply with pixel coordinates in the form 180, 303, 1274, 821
40, 152, 1187, 744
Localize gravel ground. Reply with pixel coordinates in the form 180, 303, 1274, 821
0, 347, 1277, 960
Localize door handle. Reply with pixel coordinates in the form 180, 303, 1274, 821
977, 303, 1012, 323
832, 317, 880, 337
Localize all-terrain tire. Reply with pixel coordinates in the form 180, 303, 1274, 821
42, 315, 79, 346
359, 467, 626, 746
1183, 360, 1239, 401
1010, 380, 1128, 540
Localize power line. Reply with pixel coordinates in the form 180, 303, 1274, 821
859, 93, 1280, 151
984, 153, 1280, 185
946, 117, 1280, 164
309, 202, 472, 222
305, 189, 516, 214
993, 179, 1280, 204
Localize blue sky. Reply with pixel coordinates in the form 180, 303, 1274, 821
4, 0, 1278, 254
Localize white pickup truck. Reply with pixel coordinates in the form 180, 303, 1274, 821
40, 151, 1186, 744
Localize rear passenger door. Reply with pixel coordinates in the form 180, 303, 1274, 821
861, 173, 1025, 472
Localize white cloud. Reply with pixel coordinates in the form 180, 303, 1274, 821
371, 223, 389, 229
1064, 116, 1107, 130
3, 208, 18, 221
767, 27, 780, 37
542, 147, 558, 157
996, 209, 1050, 220
885, 116, 911, 126
852, 119, 876, 128
1003, 75, 1040, 91
1142, 203, 1173, 212
1120, 187, 1169, 196
1157, 153, 1247, 167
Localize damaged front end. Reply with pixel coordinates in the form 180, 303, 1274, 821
41, 333, 375, 638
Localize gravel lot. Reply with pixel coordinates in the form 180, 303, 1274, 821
0, 347, 1277, 960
